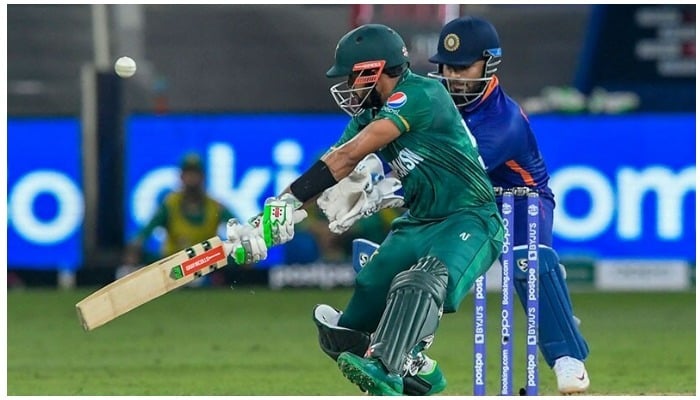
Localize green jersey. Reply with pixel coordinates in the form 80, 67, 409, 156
334, 70, 494, 219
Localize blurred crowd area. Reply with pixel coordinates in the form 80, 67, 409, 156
9, 4, 694, 117
9, 4, 585, 115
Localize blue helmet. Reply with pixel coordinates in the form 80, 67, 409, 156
429, 16, 501, 67
428, 16, 502, 108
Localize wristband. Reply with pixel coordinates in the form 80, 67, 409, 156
290, 160, 338, 202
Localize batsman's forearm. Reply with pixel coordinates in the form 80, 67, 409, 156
288, 159, 338, 202
321, 118, 401, 178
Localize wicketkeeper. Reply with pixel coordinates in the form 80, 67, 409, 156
426, 16, 590, 394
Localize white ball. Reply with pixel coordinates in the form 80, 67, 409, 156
114, 56, 137, 78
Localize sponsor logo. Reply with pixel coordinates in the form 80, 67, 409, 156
500, 271, 513, 393
169, 266, 184, 280
526, 354, 537, 387
474, 310, 485, 344
474, 352, 485, 385
517, 257, 528, 272
358, 252, 370, 268
386, 92, 407, 109
474, 276, 486, 343
502, 202, 512, 215
268, 263, 356, 289
550, 165, 694, 241
380, 106, 400, 116
388, 148, 424, 178
528, 203, 538, 216
353, 60, 385, 71
527, 269, 537, 301
474, 276, 486, 300
526, 305, 537, 344
595, 260, 690, 291
501, 217, 511, 254
528, 222, 538, 260
500, 352, 511, 394
501, 309, 511, 344
10, 117, 694, 271
181, 246, 226, 275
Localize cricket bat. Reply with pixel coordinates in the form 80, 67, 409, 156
76, 236, 232, 331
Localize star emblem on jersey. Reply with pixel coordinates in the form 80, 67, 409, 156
387, 92, 407, 109
444, 33, 460, 52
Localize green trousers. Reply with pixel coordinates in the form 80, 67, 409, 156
339, 205, 504, 333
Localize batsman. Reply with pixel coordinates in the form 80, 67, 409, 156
226, 23, 503, 395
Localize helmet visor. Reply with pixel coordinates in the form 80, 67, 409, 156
330, 60, 385, 117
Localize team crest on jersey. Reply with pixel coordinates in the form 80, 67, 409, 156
444, 33, 460, 51
387, 92, 407, 109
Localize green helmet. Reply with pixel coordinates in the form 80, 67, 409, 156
326, 24, 409, 78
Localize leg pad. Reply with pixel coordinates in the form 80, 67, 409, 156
367, 256, 448, 375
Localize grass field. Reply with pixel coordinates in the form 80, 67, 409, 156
7, 287, 696, 395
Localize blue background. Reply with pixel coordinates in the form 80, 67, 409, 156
7, 113, 696, 270
532, 114, 695, 259
8, 118, 83, 270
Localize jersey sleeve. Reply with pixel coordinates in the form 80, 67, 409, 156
376, 86, 431, 134
330, 111, 374, 151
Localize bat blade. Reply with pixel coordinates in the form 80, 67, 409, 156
76, 236, 230, 331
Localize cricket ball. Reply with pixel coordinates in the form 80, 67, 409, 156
114, 56, 137, 78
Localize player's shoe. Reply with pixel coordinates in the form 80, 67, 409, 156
415, 355, 447, 395
553, 356, 590, 394
402, 353, 447, 395
337, 352, 403, 396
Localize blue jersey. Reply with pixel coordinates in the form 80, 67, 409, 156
461, 77, 553, 200
462, 77, 555, 246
